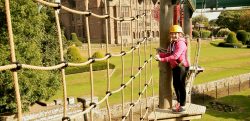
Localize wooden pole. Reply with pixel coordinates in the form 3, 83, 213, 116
183, 4, 192, 37
159, 0, 173, 109
184, 4, 192, 103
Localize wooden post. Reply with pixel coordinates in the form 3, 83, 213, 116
183, 4, 192, 104
159, 0, 173, 109
183, 4, 192, 37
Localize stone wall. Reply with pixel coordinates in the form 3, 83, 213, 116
1, 73, 250, 121
192, 73, 250, 93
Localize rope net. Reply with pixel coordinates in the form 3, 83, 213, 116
2, 0, 158, 120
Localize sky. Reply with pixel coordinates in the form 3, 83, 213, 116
192, 11, 221, 21
192, 7, 243, 21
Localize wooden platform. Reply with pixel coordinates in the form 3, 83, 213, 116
148, 103, 206, 121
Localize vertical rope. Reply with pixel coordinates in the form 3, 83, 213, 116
104, 0, 112, 120
5, 0, 22, 120
84, 0, 94, 120
130, 0, 134, 120
55, 10, 68, 118
118, 0, 125, 117
143, 1, 149, 120
136, 0, 143, 118
149, 1, 156, 120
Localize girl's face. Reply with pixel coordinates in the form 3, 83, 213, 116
170, 32, 182, 41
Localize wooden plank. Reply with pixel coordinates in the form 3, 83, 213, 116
148, 103, 206, 120
158, 115, 202, 121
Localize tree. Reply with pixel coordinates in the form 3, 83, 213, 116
192, 15, 209, 27
209, 19, 218, 27
0, 1, 61, 113
239, 10, 250, 31
216, 11, 241, 31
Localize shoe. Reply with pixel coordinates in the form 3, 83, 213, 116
172, 106, 186, 113
172, 103, 180, 112
179, 106, 186, 112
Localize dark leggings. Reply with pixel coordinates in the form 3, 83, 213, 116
172, 66, 189, 106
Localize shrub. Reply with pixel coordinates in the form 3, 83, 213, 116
70, 33, 82, 47
200, 30, 211, 38
217, 28, 231, 37
65, 61, 115, 75
236, 30, 248, 45
66, 46, 85, 62
192, 30, 200, 38
218, 42, 243, 48
226, 32, 238, 43
92, 51, 104, 58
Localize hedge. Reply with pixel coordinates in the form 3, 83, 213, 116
236, 30, 248, 45
200, 30, 211, 38
217, 28, 231, 37
65, 61, 115, 75
226, 32, 238, 43
192, 30, 199, 38
218, 42, 243, 48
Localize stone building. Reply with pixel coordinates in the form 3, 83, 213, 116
60, 0, 159, 44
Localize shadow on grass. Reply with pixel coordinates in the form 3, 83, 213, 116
192, 94, 250, 121
209, 42, 219, 47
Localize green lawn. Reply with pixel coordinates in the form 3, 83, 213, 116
49, 39, 250, 108
194, 88, 250, 121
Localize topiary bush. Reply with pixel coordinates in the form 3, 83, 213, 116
70, 33, 82, 47
65, 62, 115, 75
66, 45, 85, 62
65, 50, 116, 75
218, 42, 243, 48
226, 32, 238, 43
192, 30, 200, 38
236, 30, 248, 45
200, 30, 211, 38
92, 51, 104, 58
217, 28, 231, 37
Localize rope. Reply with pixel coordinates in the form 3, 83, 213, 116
83, 1, 95, 121
5, 0, 22, 120
34, 0, 146, 22
130, 0, 134, 120
118, 0, 125, 117
2, 0, 157, 120
54, 9, 68, 118
103, 0, 112, 120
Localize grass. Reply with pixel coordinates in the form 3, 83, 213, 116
194, 88, 250, 121
48, 39, 250, 108
194, 40, 250, 84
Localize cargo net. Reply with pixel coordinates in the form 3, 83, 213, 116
1, 0, 159, 120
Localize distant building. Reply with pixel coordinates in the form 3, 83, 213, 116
60, 0, 159, 44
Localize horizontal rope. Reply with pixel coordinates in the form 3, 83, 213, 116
0, 37, 149, 72
34, 0, 148, 22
